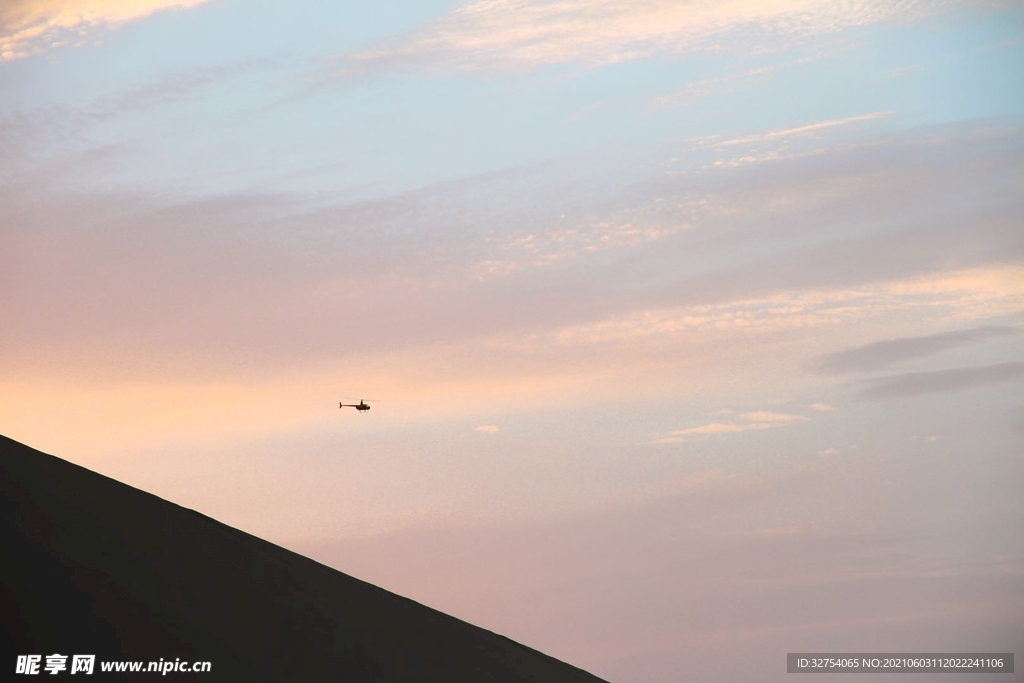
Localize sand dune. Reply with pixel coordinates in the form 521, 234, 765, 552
1, 434, 608, 681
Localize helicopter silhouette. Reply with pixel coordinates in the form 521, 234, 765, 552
339, 399, 374, 412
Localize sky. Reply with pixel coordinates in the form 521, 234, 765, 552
2, 1, 1023, 680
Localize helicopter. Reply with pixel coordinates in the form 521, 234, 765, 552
339, 399, 374, 412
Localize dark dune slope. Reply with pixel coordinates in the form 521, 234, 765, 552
1, 435, 608, 682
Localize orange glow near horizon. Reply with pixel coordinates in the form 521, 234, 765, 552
5, 265, 1022, 466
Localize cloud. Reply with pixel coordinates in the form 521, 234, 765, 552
679, 422, 773, 436
860, 363, 1024, 400
0, 0, 207, 63
740, 411, 808, 423
0, 58, 278, 164
710, 112, 895, 148
653, 398, 832, 445
476, 425, 500, 433
818, 448, 839, 456
542, 264, 1024, 350
4, 118, 1023, 390
820, 325, 1018, 374
470, 122, 1024, 335
809, 403, 836, 412
656, 410, 811, 443
686, 111, 896, 169
648, 48, 844, 110
344, 0, 955, 73
650, 64, 784, 110
654, 422, 771, 443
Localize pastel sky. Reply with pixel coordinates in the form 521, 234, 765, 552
3, 1, 1023, 680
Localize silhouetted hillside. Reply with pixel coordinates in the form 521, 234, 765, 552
1, 435, 608, 681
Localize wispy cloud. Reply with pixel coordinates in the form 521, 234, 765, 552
809, 403, 836, 412
650, 65, 781, 110
648, 48, 847, 110
543, 265, 1024, 349
467, 121, 1024, 294
476, 425, 501, 433
0, 58, 277, 160
820, 325, 1018, 374
710, 112, 895, 148
860, 363, 1024, 400
0, 0, 207, 63
4, 117, 1022, 392
656, 410, 809, 443
654, 422, 773, 444
344, 0, 955, 73
740, 411, 808, 423
686, 111, 897, 169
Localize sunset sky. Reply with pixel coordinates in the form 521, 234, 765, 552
3, 1, 1023, 680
